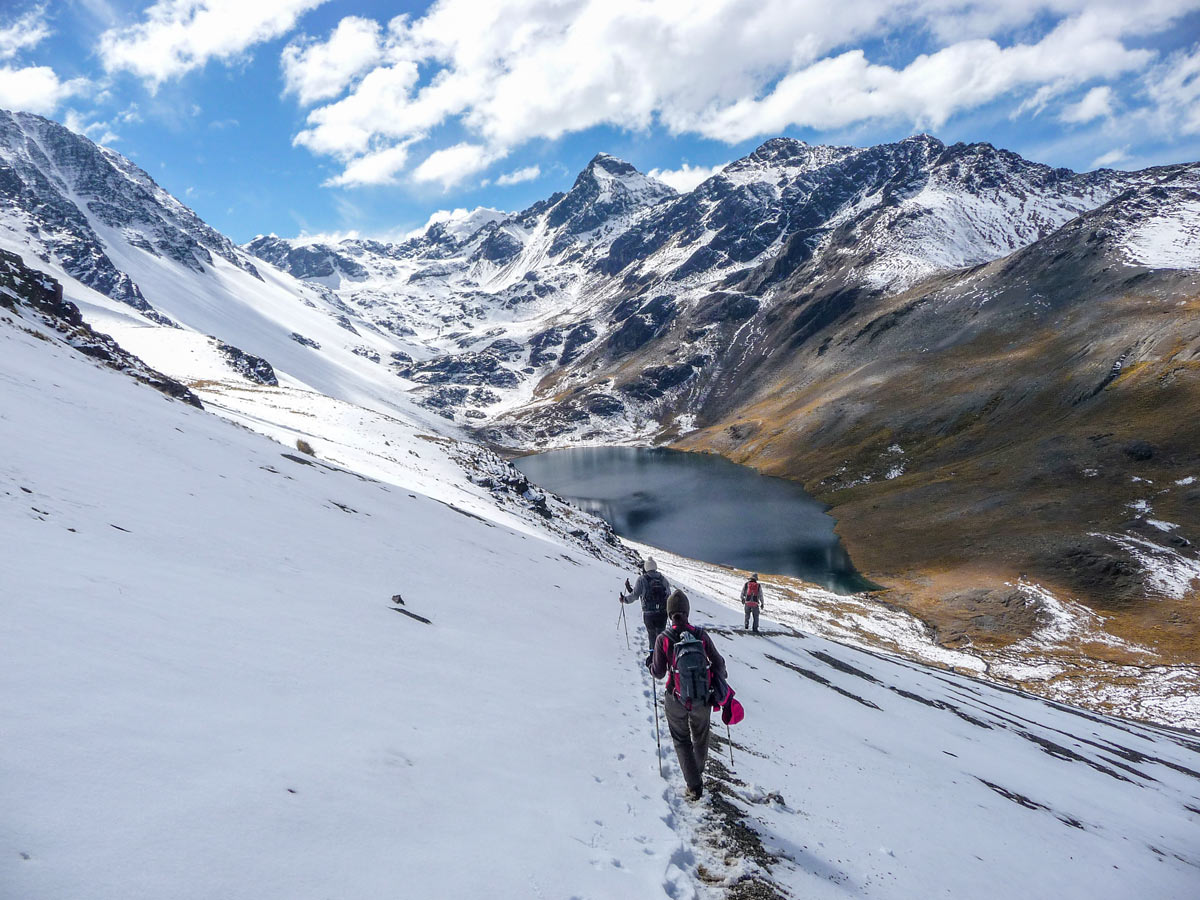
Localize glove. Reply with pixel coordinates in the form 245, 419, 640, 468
644, 653, 653, 670
625, 578, 633, 593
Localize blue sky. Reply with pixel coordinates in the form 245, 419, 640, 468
2, 1, 1199, 244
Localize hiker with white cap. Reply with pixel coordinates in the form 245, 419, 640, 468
620, 556, 670, 652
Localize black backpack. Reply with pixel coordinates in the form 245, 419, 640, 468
642, 571, 668, 614
669, 628, 711, 710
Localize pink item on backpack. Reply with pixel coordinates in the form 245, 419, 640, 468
724, 696, 745, 725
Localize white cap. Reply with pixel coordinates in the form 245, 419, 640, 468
644, 556, 657, 572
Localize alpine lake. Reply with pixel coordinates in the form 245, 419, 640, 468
513, 446, 874, 594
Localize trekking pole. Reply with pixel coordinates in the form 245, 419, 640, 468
621, 604, 630, 649
652, 677, 663, 777
726, 722, 735, 770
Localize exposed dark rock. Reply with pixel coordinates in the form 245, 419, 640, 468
464, 387, 497, 405
584, 393, 625, 416
560, 323, 597, 365
1123, 440, 1155, 461
217, 342, 278, 385
618, 358, 704, 401
245, 237, 369, 280
290, 332, 321, 349
404, 350, 522, 388
423, 386, 470, 408
474, 228, 522, 264
1049, 543, 1144, 605
485, 338, 523, 360
693, 291, 760, 325
529, 326, 564, 366
606, 295, 677, 356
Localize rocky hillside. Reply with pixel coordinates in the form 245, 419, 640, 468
671, 170, 1200, 660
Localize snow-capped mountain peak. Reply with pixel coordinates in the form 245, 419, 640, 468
543, 152, 676, 237
415, 206, 512, 244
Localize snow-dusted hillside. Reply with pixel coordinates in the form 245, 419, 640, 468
4, 203, 1200, 900
0, 110, 441, 421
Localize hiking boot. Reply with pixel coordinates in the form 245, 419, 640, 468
684, 784, 704, 802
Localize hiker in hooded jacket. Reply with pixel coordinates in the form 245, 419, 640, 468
741, 573, 764, 633
650, 589, 727, 801
621, 556, 670, 651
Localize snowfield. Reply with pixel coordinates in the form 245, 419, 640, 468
4, 270, 1200, 900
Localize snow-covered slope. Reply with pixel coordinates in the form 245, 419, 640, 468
4, 228, 1200, 900
0, 109, 436, 421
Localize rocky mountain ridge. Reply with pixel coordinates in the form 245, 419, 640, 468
243, 134, 1166, 439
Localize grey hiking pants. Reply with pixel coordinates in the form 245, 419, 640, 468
644, 612, 667, 651
663, 691, 711, 791
744, 604, 760, 632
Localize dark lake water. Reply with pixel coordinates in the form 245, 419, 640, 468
514, 446, 873, 594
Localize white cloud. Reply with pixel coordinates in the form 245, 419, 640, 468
1145, 46, 1200, 135
1091, 147, 1129, 168
98, 0, 328, 87
282, 16, 381, 105
323, 143, 414, 188
411, 142, 498, 189
294, 62, 422, 158
495, 165, 540, 186
289, 2, 1194, 188
647, 162, 728, 192
1061, 85, 1114, 123
63, 108, 119, 144
0, 65, 88, 114
0, 6, 51, 60
690, 19, 1151, 141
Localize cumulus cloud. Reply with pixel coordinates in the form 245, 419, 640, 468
691, 20, 1150, 141
0, 65, 88, 114
287, 1, 1194, 187
647, 162, 728, 192
282, 16, 381, 104
1061, 85, 1114, 123
99, 0, 327, 87
495, 165, 540, 186
0, 6, 51, 60
294, 62, 422, 158
324, 143, 415, 188
411, 142, 499, 189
